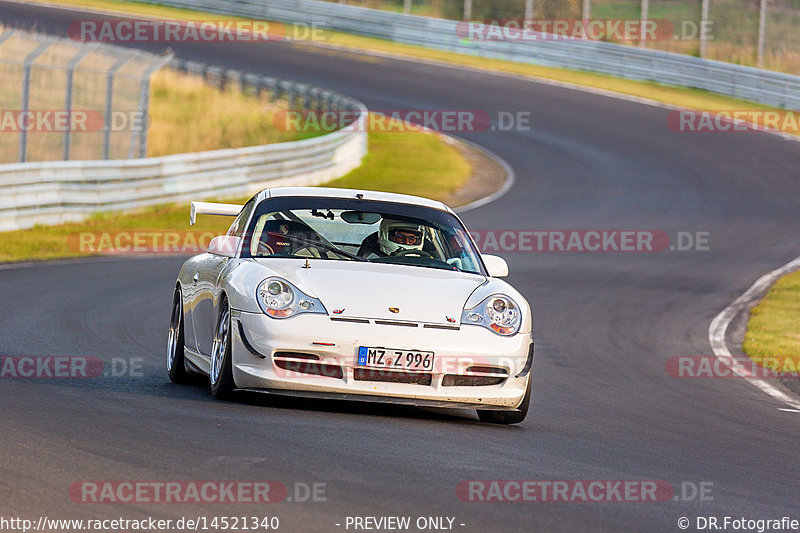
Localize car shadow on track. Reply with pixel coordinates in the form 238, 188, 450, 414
170, 374, 487, 425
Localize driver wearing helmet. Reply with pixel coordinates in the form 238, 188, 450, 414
357, 218, 426, 258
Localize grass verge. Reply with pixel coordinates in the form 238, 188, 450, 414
149, 69, 317, 156
0, 124, 470, 263
743, 270, 800, 372
34, 0, 788, 115
325, 130, 470, 199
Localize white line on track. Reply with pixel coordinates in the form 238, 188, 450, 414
708, 255, 800, 411
452, 137, 515, 214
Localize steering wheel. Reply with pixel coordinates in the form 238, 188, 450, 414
256, 242, 274, 256
392, 249, 433, 259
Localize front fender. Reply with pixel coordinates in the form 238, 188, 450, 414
220, 260, 274, 314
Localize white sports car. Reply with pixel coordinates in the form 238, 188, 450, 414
167, 187, 534, 423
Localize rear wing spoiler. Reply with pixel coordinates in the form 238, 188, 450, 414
190, 201, 242, 225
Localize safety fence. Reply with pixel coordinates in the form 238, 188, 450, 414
0, 28, 172, 163
0, 54, 367, 231
135, 0, 800, 109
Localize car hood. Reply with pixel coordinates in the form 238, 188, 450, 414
253, 258, 486, 324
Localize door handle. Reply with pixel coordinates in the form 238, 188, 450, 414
192, 273, 199, 284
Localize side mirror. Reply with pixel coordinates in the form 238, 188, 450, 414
482, 254, 509, 277
208, 235, 241, 258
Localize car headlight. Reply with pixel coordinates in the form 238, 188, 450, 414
461, 294, 521, 336
256, 278, 327, 318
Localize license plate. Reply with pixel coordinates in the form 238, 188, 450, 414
357, 347, 434, 371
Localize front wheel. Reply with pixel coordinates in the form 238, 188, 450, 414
477, 375, 531, 425
167, 289, 190, 384
209, 299, 235, 400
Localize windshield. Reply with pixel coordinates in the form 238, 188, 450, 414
241, 196, 485, 275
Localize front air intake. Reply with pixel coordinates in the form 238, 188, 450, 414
273, 353, 343, 379
442, 366, 508, 387
353, 368, 432, 385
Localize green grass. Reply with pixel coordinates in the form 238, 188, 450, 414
326, 129, 470, 199
148, 69, 318, 157
32, 0, 796, 113
743, 270, 800, 373
592, 1, 699, 20
0, 122, 471, 263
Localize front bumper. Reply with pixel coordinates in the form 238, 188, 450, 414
231, 311, 533, 410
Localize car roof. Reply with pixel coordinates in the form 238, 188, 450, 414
258, 187, 452, 213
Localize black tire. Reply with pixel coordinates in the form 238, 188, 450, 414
167, 288, 190, 384
209, 299, 235, 400
477, 374, 531, 425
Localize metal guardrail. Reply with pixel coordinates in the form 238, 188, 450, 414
135, 0, 800, 109
0, 59, 368, 231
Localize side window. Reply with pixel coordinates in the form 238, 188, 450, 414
227, 197, 257, 238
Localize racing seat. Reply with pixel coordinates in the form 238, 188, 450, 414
257, 219, 322, 257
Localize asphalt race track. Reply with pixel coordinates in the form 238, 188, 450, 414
2, 3, 800, 532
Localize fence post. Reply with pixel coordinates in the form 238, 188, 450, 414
464, 0, 472, 19
63, 43, 98, 161
133, 52, 173, 158
103, 50, 137, 160
700, 0, 710, 58
757, 0, 767, 67
525, 0, 534, 19
582, 0, 590, 21
19, 40, 52, 163
639, 0, 649, 48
